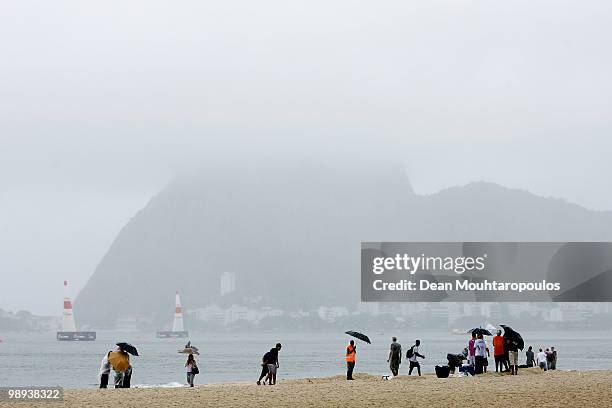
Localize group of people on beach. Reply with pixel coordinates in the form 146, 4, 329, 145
527, 346, 557, 371
99, 347, 199, 388
465, 330, 519, 375
98, 333, 559, 388
345, 337, 426, 380
462, 330, 558, 376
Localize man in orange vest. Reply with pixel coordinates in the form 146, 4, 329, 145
493, 330, 509, 373
346, 340, 356, 380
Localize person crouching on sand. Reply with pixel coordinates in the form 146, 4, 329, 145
346, 340, 356, 380
185, 353, 198, 387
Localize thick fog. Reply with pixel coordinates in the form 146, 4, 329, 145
1, 0, 611, 314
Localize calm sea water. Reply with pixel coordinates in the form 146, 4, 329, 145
1, 330, 611, 389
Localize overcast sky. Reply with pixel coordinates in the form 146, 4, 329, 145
1, 0, 611, 314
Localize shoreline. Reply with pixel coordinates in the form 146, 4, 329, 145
14, 369, 612, 408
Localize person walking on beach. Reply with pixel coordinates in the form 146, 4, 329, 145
407, 340, 425, 376
264, 343, 282, 385
387, 337, 402, 377
468, 332, 477, 367
185, 353, 198, 387
257, 350, 270, 385
346, 340, 356, 380
536, 348, 548, 371
474, 334, 489, 374
99, 351, 112, 388
525, 346, 535, 367
493, 330, 508, 373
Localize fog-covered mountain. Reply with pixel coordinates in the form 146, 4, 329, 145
74, 161, 612, 327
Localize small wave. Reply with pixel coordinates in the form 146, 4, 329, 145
133, 382, 185, 388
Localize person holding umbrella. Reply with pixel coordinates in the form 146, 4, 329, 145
108, 347, 130, 388
110, 342, 139, 388
501, 325, 524, 376
346, 340, 357, 380
343, 331, 371, 380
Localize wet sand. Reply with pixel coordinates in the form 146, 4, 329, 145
8, 369, 612, 408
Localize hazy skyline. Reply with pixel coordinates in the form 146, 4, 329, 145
1, 0, 611, 314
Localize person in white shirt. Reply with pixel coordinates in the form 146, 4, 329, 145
407, 339, 425, 376
99, 351, 112, 388
474, 334, 490, 374
536, 348, 548, 371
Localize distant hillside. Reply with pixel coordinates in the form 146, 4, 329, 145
74, 162, 612, 327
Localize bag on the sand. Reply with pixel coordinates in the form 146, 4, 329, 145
435, 365, 450, 378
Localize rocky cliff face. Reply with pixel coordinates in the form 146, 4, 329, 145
74, 161, 612, 327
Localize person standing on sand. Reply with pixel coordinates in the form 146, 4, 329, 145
346, 340, 356, 380
468, 332, 477, 367
507, 339, 519, 375
474, 334, 489, 374
493, 330, 508, 373
99, 351, 112, 388
387, 337, 402, 377
550, 347, 557, 370
536, 348, 548, 371
112, 350, 130, 388
185, 353, 198, 387
407, 340, 425, 376
525, 346, 535, 367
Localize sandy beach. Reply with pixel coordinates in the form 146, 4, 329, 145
9, 369, 611, 408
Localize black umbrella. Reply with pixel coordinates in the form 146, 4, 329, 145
116, 342, 139, 356
500, 325, 524, 350
468, 328, 493, 336
345, 331, 371, 344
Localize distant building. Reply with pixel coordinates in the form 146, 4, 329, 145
318, 306, 348, 322
220, 272, 236, 296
